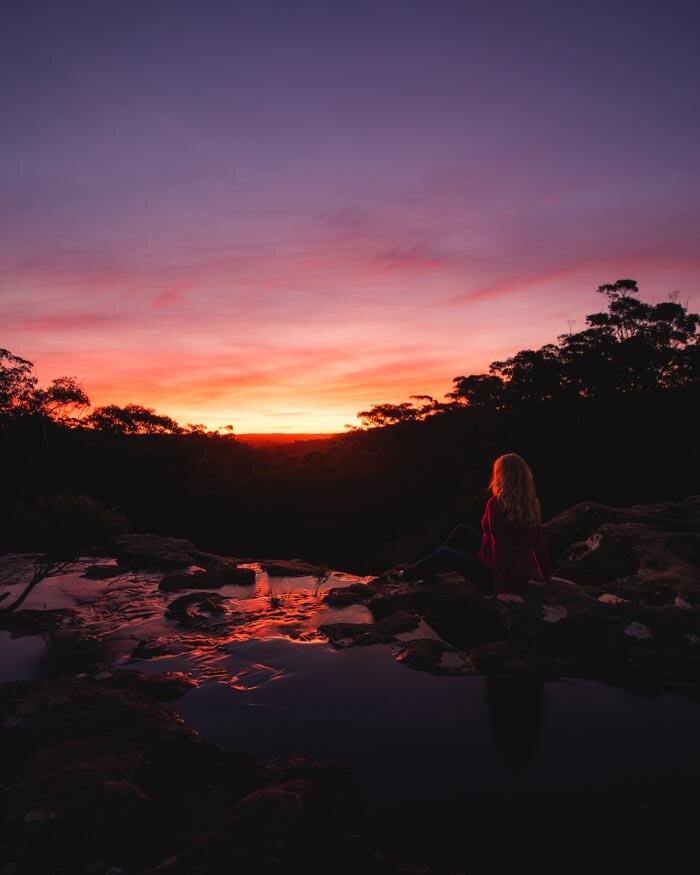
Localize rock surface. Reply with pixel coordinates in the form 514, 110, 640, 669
159, 564, 256, 591
322, 496, 700, 691
81, 563, 124, 580
0, 674, 434, 874
260, 559, 327, 577
115, 533, 248, 574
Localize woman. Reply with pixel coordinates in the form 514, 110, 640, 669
397, 453, 552, 601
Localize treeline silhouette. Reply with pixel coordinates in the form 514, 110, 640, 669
2, 280, 698, 573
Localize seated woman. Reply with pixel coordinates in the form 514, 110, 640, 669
398, 453, 552, 601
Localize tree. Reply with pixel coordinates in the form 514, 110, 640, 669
559, 282, 699, 395
357, 402, 422, 428
490, 344, 562, 403
447, 374, 506, 407
356, 279, 698, 427
87, 404, 183, 434
29, 376, 90, 424
0, 348, 38, 417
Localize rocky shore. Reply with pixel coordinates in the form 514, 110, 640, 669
323, 496, 700, 692
1, 496, 698, 873
1, 671, 441, 875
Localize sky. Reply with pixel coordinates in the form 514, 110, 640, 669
2, 0, 699, 432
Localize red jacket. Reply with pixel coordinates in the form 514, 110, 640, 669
477, 496, 552, 594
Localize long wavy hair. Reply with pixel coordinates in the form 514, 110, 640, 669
489, 453, 541, 528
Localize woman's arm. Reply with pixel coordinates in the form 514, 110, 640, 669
533, 526, 552, 581
488, 500, 510, 594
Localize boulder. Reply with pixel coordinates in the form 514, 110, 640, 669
115, 534, 246, 573
260, 559, 326, 577
0, 608, 74, 636
97, 669, 197, 700
81, 564, 124, 580
165, 592, 230, 624
319, 610, 421, 648
159, 564, 255, 592
394, 638, 460, 674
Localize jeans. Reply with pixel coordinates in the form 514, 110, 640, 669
403, 524, 492, 588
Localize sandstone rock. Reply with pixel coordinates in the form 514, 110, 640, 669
165, 592, 230, 624
394, 638, 458, 673
260, 559, 326, 577
115, 534, 198, 570
320, 610, 421, 648
115, 534, 246, 573
0, 676, 393, 875
327, 497, 700, 691
0, 608, 74, 635
98, 669, 197, 700
159, 564, 255, 592
81, 564, 124, 580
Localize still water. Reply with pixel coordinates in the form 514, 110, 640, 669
1, 557, 698, 870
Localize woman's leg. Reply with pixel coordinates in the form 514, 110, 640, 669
436, 546, 491, 588
442, 524, 482, 555
402, 548, 446, 581
403, 545, 491, 588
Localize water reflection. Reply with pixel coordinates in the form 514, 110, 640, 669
484, 676, 545, 769
2, 557, 700, 871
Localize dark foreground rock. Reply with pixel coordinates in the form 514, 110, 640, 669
260, 559, 327, 577
115, 533, 248, 574
0, 608, 74, 635
165, 592, 231, 624
159, 564, 256, 591
0, 675, 441, 875
81, 563, 124, 580
320, 610, 421, 647
322, 496, 700, 692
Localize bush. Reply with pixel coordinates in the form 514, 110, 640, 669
14, 493, 127, 555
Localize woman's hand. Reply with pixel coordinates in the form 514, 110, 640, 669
496, 592, 524, 604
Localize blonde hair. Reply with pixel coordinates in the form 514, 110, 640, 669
489, 453, 541, 528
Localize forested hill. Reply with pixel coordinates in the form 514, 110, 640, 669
1, 280, 698, 573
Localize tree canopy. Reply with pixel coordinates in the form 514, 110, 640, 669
358, 280, 698, 425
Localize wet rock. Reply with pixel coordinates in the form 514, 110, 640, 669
555, 523, 700, 600
464, 641, 516, 673
98, 669, 197, 700
320, 610, 421, 648
543, 495, 700, 561
463, 641, 542, 678
0, 608, 74, 636
324, 581, 379, 607
115, 534, 246, 573
116, 534, 198, 570
130, 637, 194, 659
0, 677, 416, 875
159, 564, 255, 592
82, 564, 124, 580
165, 592, 230, 624
394, 638, 457, 673
363, 497, 700, 690
260, 559, 326, 577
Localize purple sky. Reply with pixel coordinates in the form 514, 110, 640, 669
2, 0, 699, 431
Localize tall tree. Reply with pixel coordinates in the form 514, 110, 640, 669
87, 404, 183, 434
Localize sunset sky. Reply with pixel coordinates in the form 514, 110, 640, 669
2, 0, 699, 432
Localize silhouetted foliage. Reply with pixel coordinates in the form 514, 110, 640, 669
0, 348, 36, 415
28, 377, 91, 424
0, 280, 698, 574
87, 404, 183, 434
448, 374, 506, 407
363, 281, 698, 420
14, 493, 127, 554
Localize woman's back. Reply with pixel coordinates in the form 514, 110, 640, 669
478, 495, 551, 593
